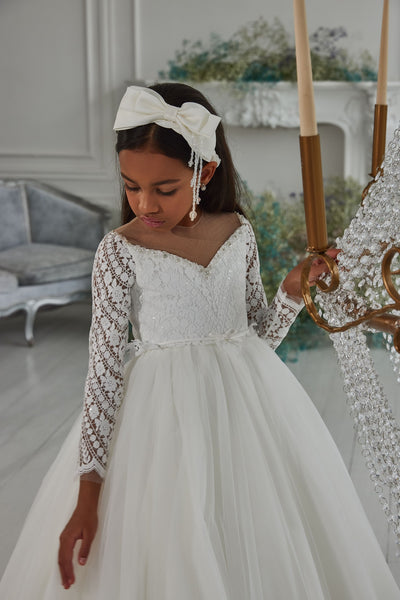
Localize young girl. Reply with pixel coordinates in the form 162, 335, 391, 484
1, 83, 399, 599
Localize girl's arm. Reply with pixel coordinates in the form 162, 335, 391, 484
243, 217, 335, 350
58, 232, 135, 589
79, 232, 136, 481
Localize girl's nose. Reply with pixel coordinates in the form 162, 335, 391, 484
138, 191, 160, 214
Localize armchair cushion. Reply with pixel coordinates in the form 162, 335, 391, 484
0, 269, 18, 293
0, 244, 95, 286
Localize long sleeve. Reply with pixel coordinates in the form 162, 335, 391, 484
242, 217, 304, 350
79, 232, 136, 481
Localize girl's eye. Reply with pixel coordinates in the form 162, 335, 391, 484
124, 185, 176, 196
158, 189, 177, 196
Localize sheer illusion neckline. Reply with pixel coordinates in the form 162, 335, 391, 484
112, 221, 246, 271
173, 211, 204, 229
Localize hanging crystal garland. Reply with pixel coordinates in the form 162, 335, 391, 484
315, 124, 400, 542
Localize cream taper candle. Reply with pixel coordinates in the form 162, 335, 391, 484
376, 0, 389, 105
293, 0, 317, 136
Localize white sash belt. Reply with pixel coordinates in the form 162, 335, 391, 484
126, 324, 257, 360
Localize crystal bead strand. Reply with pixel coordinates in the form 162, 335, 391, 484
315, 124, 400, 545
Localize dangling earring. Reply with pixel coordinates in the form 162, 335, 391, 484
189, 206, 197, 221
189, 157, 204, 221
190, 183, 206, 221
189, 188, 199, 221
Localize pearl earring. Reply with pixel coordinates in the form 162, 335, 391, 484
201, 183, 207, 191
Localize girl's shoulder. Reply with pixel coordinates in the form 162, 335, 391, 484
195, 211, 250, 245
206, 210, 249, 231
94, 229, 136, 271
114, 218, 142, 244
229, 210, 252, 234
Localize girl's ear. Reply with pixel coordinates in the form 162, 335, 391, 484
200, 161, 218, 186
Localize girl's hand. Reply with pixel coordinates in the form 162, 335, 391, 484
58, 480, 100, 589
282, 248, 340, 301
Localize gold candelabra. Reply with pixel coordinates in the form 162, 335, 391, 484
299, 107, 400, 350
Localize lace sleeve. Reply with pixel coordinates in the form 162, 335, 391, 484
79, 232, 135, 481
242, 217, 304, 350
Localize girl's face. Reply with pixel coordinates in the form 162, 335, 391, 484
119, 149, 216, 230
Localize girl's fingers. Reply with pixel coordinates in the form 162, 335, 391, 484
300, 248, 341, 286
78, 531, 94, 565
314, 250, 340, 273
57, 510, 98, 588
328, 247, 341, 256
58, 533, 78, 589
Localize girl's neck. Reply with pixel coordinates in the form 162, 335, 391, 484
174, 210, 204, 230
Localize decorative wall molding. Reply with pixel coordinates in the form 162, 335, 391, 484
195, 81, 400, 183
0, 0, 136, 208
1, 0, 100, 174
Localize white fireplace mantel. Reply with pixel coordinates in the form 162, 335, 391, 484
195, 81, 400, 184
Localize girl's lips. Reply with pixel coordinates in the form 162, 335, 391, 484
141, 216, 165, 227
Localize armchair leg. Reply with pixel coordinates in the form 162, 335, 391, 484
24, 300, 37, 347
20, 292, 90, 346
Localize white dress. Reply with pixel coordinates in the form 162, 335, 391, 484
1, 214, 399, 599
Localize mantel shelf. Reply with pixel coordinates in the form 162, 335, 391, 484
192, 81, 400, 183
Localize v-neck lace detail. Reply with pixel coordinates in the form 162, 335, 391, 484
112, 221, 245, 271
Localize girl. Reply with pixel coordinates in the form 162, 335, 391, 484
1, 83, 399, 599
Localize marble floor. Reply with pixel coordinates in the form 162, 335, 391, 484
1, 302, 400, 587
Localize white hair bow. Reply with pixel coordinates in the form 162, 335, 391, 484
113, 86, 221, 164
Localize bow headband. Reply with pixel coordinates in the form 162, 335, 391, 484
113, 86, 221, 165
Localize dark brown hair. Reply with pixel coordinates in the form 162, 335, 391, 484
115, 83, 247, 224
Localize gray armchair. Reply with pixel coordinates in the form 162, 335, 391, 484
0, 180, 111, 345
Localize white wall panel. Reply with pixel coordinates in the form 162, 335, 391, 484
0, 0, 88, 156
0, 0, 136, 210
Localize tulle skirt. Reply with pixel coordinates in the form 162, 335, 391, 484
1, 328, 399, 599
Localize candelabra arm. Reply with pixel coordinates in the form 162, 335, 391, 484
382, 247, 400, 303
300, 247, 400, 345
368, 314, 400, 353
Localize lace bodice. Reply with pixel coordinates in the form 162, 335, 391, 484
79, 214, 303, 480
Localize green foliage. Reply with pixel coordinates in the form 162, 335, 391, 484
247, 177, 363, 361
283, 176, 364, 252
160, 19, 377, 84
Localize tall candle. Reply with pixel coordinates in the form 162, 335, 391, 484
376, 0, 389, 105
293, 0, 317, 136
